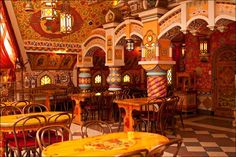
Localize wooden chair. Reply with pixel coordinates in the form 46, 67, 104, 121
134, 97, 165, 133
81, 120, 112, 138
116, 149, 149, 157
83, 96, 100, 120
36, 125, 72, 155
48, 112, 72, 128
0, 102, 6, 107
159, 96, 179, 135
8, 115, 47, 157
176, 98, 184, 128
0, 106, 22, 157
14, 100, 30, 108
0, 106, 22, 116
22, 103, 48, 113
147, 138, 182, 157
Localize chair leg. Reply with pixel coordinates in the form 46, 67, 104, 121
179, 113, 184, 128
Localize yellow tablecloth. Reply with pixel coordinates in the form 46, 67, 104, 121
42, 132, 169, 157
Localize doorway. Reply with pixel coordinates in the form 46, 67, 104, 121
213, 45, 236, 117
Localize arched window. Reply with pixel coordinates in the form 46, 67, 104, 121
40, 75, 52, 86
167, 68, 172, 85
123, 74, 131, 83
94, 75, 102, 84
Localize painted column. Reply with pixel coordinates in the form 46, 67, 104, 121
78, 68, 91, 93
147, 70, 167, 98
107, 67, 122, 91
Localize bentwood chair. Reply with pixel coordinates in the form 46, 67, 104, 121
0, 102, 7, 107
147, 138, 182, 157
159, 96, 179, 135
8, 115, 47, 157
116, 149, 149, 157
133, 97, 165, 133
36, 125, 72, 155
0, 106, 22, 157
81, 120, 112, 138
0, 105, 22, 116
14, 100, 30, 108
22, 103, 48, 113
176, 98, 184, 128
48, 112, 72, 128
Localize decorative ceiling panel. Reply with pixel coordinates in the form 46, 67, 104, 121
27, 52, 77, 70
12, 0, 113, 43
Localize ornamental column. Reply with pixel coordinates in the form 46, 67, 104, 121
147, 70, 167, 97
107, 67, 122, 91
78, 68, 91, 93
103, 11, 125, 92
138, 8, 176, 98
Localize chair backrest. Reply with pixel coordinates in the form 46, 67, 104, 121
177, 98, 184, 111
14, 100, 30, 108
0, 102, 6, 107
147, 138, 182, 157
48, 112, 72, 128
36, 125, 72, 152
159, 96, 179, 132
116, 149, 149, 157
22, 103, 48, 113
13, 115, 47, 156
81, 120, 112, 138
139, 97, 165, 132
0, 106, 22, 116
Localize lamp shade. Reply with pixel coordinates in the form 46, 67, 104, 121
41, 0, 58, 20
60, 12, 72, 33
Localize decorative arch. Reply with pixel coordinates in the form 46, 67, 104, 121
84, 45, 106, 58
37, 71, 55, 86
92, 71, 106, 87
121, 71, 133, 84
83, 36, 106, 58
158, 23, 182, 39
215, 15, 236, 23
114, 19, 143, 46
186, 15, 210, 28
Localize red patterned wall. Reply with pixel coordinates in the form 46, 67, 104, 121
184, 22, 236, 92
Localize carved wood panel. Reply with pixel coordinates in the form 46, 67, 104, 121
214, 49, 236, 117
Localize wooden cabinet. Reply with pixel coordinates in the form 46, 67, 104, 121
175, 72, 197, 113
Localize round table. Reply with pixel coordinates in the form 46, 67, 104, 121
42, 132, 169, 156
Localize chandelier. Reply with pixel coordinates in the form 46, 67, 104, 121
41, 0, 58, 20
60, 0, 72, 33
40, 0, 73, 33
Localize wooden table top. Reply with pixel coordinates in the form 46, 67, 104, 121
0, 111, 71, 131
114, 97, 150, 106
42, 132, 169, 157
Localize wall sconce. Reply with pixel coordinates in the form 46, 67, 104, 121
181, 43, 185, 57
126, 39, 134, 51
41, 0, 58, 20
199, 38, 209, 62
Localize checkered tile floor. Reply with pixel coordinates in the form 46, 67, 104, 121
70, 116, 236, 157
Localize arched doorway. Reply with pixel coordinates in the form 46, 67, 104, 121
213, 45, 236, 117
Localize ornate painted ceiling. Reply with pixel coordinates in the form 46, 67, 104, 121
12, 0, 114, 43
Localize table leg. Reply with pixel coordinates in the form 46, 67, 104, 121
71, 98, 83, 125
123, 106, 134, 132
45, 94, 51, 111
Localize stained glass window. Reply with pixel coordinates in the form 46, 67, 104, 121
123, 74, 131, 83
167, 68, 172, 85
95, 75, 102, 84
40, 75, 52, 85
